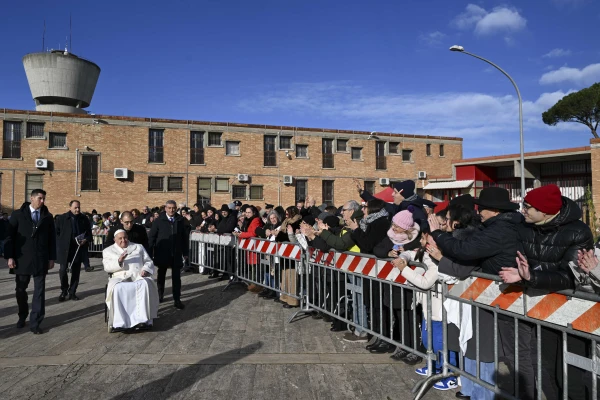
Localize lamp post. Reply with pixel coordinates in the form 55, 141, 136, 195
449, 45, 526, 202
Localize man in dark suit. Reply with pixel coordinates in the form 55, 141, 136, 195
104, 211, 149, 253
4, 189, 56, 334
56, 200, 92, 301
148, 200, 188, 309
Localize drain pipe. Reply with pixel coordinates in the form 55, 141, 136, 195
75, 148, 79, 196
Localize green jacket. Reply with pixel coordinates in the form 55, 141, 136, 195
319, 227, 360, 252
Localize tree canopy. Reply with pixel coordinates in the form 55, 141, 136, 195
542, 82, 600, 138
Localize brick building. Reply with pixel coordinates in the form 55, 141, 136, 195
0, 109, 462, 215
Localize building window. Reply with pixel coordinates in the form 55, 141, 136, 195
364, 180, 375, 194
426, 144, 431, 157
264, 135, 277, 167
336, 139, 348, 152
49, 132, 67, 149
249, 185, 263, 200
3, 121, 21, 159
190, 131, 204, 164
322, 139, 334, 168
279, 136, 292, 150
225, 141, 240, 156
148, 176, 164, 192
25, 174, 43, 202
375, 141, 386, 170
197, 178, 211, 205
351, 147, 362, 160
439, 144, 445, 157
215, 178, 229, 192
322, 180, 334, 205
389, 142, 399, 154
148, 129, 164, 163
26, 122, 45, 138
81, 154, 99, 191
232, 185, 246, 199
167, 177, 183, 192
402, 149, 413, 162
296, 144, 308, 158
295, 179, 308, 202
208, 132, 222, 147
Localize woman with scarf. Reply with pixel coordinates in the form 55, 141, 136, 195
370, 208, 424, 361
255, 211, 288, 299
343, 199, 390, 342
232, 205, 264, 292
276, 206, 303, 307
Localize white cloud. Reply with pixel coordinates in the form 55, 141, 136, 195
237, 82, 582, 154
451, 4, 526, 35
418, 31, 446, 47
539, 63, 600, 85
543, 48, 572, 58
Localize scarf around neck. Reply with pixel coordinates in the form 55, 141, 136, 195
359, 208, 389, 231
387, 223, 420, 245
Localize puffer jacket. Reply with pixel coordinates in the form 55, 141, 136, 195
432, 211, 523, 275
518, 197, 593, 292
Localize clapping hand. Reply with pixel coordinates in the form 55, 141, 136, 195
499, 251, 530, 283
578, 249, 598, 274
346, 218, 359, 231
428, 214, 441, 231
426, 242, 442, 261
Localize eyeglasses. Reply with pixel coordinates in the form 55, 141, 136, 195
522, 203, 535, 211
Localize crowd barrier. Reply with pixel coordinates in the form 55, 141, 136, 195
189, 231, 600, 400
89, 234, 107, 254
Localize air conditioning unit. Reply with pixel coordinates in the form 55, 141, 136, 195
237, 173, 249, 182
379, 178, 390, 186
418, 171, 427, 179
283, 175, 293, 185
114, 168, 128, 179
35, 159, 48, 169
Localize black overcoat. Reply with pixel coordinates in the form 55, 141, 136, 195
104, 223, 150, 253
4, 202, 57, 276
148, 212, 189, 268
55, 211, 92, 266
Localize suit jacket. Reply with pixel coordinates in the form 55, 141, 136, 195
104, 223, 150, 254
148, 213, 189, 268
55, 211, 92, 266
4, 202, 56, 276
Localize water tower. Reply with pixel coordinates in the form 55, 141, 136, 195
22, 49, 101, 114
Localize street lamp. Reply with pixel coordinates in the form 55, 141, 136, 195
449, 45, 526, 202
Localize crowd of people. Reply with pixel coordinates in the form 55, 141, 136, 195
2, 179, 600, 399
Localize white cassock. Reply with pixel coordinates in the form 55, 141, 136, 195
102, 243, 160, 329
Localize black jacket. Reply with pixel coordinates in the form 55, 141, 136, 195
216, 213, 238, 234
256, 222, 288, 242
0, 218, 8, 241
517, 197, 593, 292
104, 223, 150, 253
432, 211, 523, 275
55, 211, 92, 266
4, 203, 56, 276
139, 212, 153, 228
437, 224, 482, 279
350, 216, 390, 254
148, 213, 189, 268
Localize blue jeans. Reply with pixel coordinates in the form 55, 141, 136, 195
421, 319, 458, 373
348, 275, 368, 336
462, 357, 495, 400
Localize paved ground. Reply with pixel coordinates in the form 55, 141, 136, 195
0, 258, 458, 400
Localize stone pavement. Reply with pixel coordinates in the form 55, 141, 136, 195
0, 258, 457, 400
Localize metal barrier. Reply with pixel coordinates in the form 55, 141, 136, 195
188, 232, 600, 399
413, 271, 600, 400
89, 234, 107, 254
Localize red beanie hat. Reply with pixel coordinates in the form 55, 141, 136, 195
524, 185, 562, 215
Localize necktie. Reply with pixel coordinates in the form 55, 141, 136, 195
33, 210, 39, 224
169, 217, 174, 223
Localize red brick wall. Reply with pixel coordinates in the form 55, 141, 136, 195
0, 111, 462, 215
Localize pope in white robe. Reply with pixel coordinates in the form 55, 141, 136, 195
103, 229, 159, 330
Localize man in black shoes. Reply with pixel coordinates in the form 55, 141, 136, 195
4, 189, 56, 334
56, 200, 92, 301
149, 200, 188, 310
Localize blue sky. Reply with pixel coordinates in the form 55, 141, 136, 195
1, 0, 598, 158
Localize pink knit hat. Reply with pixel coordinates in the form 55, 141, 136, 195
392, 207, 414, 230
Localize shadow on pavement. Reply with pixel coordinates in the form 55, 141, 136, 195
109, 342, 263, 400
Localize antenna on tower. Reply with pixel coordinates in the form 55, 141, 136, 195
69, 13, 72, 53
42, 19, 45, 51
